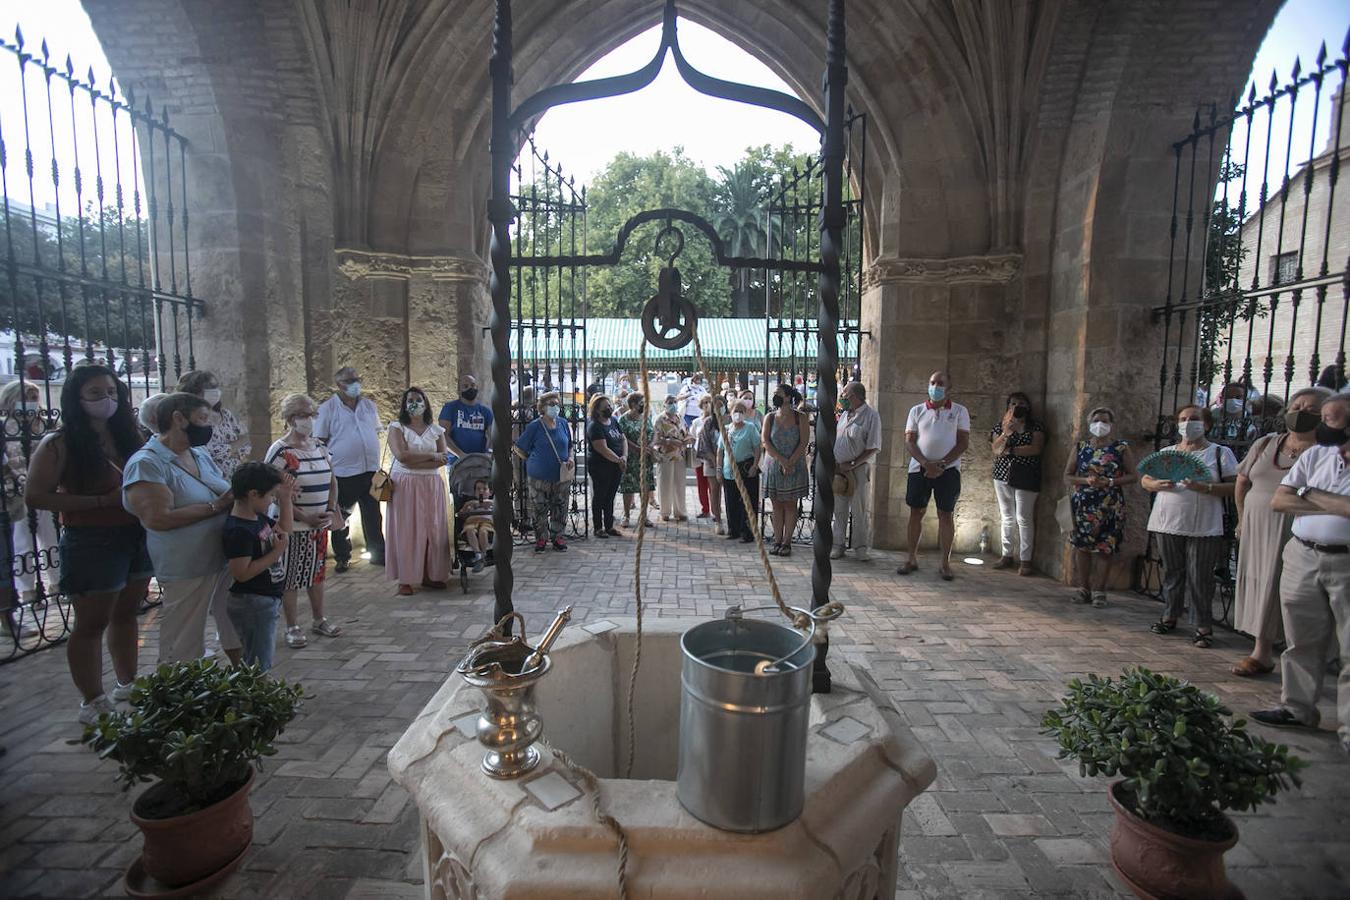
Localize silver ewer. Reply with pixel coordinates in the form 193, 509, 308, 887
455, 607, 571, 779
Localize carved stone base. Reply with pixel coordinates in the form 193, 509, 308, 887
390, 618, 936, 899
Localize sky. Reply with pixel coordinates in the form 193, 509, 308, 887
0, 0, 1346, 212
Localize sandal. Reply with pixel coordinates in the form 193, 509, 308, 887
896, 561, 918, 576
1091, 592, 1107, 609
939, 569, 955, 582
1231, 656, 1275, 677
1071, 588, 1091, 605
1150, 619, 1177, 635
312, 618, 343, 638
1192, 630, 1214, 649
397, 584, 414, 596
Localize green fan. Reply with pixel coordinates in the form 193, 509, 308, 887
1136, 449, 1212, 483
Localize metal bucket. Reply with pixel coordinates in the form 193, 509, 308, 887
676, 616, 815, 833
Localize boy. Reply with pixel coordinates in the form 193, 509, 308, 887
455, 479, 495, 573
222, 462, 294, 671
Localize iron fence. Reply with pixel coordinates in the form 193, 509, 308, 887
1141, 34, 1349, 624
1, 30, 200, 661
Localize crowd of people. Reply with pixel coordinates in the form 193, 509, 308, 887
6, 358, 1347, 754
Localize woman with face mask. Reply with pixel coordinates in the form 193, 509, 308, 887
175, 370, 251, 478
1229, 386, 1332, 676
617, 392, 657, 529
990, 392, 1046, 575
762, 385, 809, 555
25, 366, 152, 722
716, 400, 764, 543
124, 391, 242, 667
385, 388, 452, 595
1064, 407, 1138, 607
586, 393, 627, 538
264, 393, 344, 645
0, 380, 61, 607
1141, 405, 1240, 648
654, 396, 690, 522
513, 391, 575, 549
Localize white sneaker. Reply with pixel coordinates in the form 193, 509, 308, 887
285, 625, 308, 648
715, 524, 727, 536
111, 680, 136, 702
829, 547, 846, 560
78, 695, 116, 726
853, 549, 871, 562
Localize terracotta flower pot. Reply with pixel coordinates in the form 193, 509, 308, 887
130, 768, 255, 889
1107, 780, 1244, 900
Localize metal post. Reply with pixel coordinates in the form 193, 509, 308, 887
812, 0, 846, 694
488, 0, 517, 632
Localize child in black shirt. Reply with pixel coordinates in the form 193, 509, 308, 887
222, 463, 294, 671
454, 478, 495, 573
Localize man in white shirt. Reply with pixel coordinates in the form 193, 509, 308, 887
830, 381, 882, 561
899, 371, 971, 581
677, 373, 708, 428
315, 366, 385, 571
1252, 393, 1350, 755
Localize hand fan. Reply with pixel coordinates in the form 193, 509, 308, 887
1136, 449, 1212, 483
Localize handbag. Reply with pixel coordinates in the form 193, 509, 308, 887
544, 420, 576, 484
369, 437, 393, 502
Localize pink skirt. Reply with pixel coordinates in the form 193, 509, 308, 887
385, 472, 450, 585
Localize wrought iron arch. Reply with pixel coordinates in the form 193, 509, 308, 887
486, 0, 850, 692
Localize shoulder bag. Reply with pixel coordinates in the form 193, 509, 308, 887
544, 420, 576, 484
369, 432, 394, 502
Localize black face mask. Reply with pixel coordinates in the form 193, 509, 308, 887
461, 388, 478, 402
1012, 405, 1029, 420
1285, 410, 1319, 434
185, 422, 214, 447
772, 396, 784, 408
1314, 423, 1348, 446
599, 407, 612, 419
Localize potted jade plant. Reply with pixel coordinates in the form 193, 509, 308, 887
1042, 667, 1303, 900
82, 659, 304, 892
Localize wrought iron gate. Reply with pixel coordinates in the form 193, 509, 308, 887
508, 137, 590, 539
765, 118, 867, 543
1, 32, 201, 661
1139, 39, 1349, 623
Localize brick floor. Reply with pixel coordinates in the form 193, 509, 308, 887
0, 508, 1347, 898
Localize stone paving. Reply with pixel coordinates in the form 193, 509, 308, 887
1, 506, 1348, 899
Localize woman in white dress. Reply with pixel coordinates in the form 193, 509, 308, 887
385, 387, 450, 595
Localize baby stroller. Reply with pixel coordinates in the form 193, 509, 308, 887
448, 453, 496, 594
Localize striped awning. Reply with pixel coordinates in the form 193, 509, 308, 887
508, 318, 860, 368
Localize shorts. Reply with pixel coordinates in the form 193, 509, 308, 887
905, 467, 962, 513
58, 524, 154, 595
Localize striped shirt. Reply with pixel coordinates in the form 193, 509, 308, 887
265, 439, 333, 531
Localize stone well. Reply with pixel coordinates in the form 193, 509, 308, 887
388, 616, 936, 899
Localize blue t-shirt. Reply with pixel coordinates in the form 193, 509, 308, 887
438, 400, 493, 459
716, 422, 762, 480
123, 438, 230, 581
514, 417, 571, 482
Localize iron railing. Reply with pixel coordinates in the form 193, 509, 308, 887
0, 30, 201, 661
1141, 34, 1349, 624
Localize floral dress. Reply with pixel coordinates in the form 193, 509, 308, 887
205, 407, 251, 478
1068, 439, 1129, 554
618, 413, 655, 494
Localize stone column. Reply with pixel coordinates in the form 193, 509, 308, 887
862, 254, 1023, 554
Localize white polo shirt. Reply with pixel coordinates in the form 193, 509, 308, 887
1281, 444, 1350, 545
905, 401, 971, 473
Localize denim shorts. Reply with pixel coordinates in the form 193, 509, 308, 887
58, 525, 154, 595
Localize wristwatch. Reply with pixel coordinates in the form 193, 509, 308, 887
1296, 485, 1313, 499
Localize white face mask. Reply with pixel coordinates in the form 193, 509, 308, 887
731, 411, 744, 424
292, 416, 314, 436
1181, 419, 1206, 440
203, 388, 222, 406
1088, 421, 1111, 438
406, 400, 425, 416
544, 404, 561, 419
344, 381, 362, 398
1224, 398, 1244, 414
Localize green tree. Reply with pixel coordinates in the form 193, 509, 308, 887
1195, 162, 1262, 390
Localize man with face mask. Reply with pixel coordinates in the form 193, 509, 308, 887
1253, 392, 1350, 756
831, 381, 883, 561
315, 366, 385, 571
438, 374, 494, 467
899, 371, 971, 579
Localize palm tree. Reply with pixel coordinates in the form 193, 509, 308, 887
712, 162, 779, 317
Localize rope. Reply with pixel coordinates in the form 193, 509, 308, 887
545, 743, 630, 900
624, 340, 653, 778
